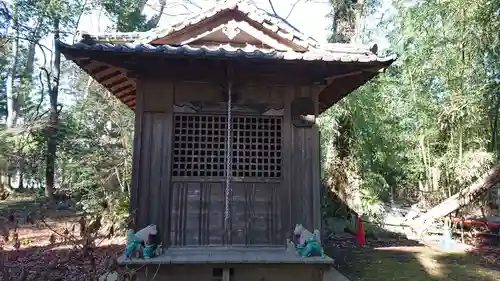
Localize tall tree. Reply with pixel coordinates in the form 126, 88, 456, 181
5, 2, 19, 129
41, 0, 93, 199
44, 16, 61, 199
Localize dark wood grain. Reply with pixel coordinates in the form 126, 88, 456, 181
169, 181, 282, 246
129, 81, 323, 249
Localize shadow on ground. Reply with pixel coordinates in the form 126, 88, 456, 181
0, 196, 40, 214
324, 239, 500, 281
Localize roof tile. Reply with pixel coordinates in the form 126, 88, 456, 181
61, 42, 396, 63
78, 1, 320, 50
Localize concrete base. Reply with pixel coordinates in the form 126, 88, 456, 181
100, 267, 351, 281
113, 246, 346, 281
104, 264, 349, 281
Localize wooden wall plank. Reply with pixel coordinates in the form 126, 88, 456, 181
170, 182, 225, 246
158, 82, 174, 246
131, 79, 174, 246
285, 85, 322, 233
208, 183, 225, 245
231, 182, 281, 245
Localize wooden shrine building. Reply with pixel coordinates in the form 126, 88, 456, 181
58, 1, 395, 280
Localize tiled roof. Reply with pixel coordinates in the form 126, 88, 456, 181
58, 42, 396, 63
77, 1, 318, 50
139, 1, 318, 49
75, 31, 142, 43
63, 1, 397, 112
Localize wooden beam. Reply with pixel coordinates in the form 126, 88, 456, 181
67, 49, 389, 86
318, 71, 379, 113
124, 58, 364, 86
150, 10, 235, 45
84, 61, 106, 72
122, 94, 136, 103
94, 65, 122, 80
68, 50, 388, 107
74, 57, 91, 64
111, 81, 135, 93
234, 11, 308, 52
102, 75, 127, 88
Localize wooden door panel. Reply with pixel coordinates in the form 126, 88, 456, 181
169, 181, 282, 246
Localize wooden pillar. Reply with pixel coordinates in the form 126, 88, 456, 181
282, 85, 293, 240
129, 80, 144, 229
284, 85, 322, 233
130, 78, 174, 247
311, 87, 322, 233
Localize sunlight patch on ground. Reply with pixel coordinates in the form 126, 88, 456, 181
373, 246, 446, 278
331, 244, 499, 281
415, 250, 445, 278
374, 246, 423, 252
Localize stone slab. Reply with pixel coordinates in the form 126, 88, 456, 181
117, 246, 335, 265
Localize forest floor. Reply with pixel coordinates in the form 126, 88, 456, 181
2, 194, 500, 281
325, 237, 500, 281
0, 194, 125, 281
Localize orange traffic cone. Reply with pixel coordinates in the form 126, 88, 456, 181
355, 215, 366, 245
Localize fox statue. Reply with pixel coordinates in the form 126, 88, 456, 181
293, 224, 323, 257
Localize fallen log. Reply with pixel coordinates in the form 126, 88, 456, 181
440, 216, 500, 229
410, 164, 500, 237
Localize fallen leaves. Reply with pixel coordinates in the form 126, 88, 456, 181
0, 207, 126, 281
1, 243, 124, 281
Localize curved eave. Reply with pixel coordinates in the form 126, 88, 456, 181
83, 59, 137, 109
61, 53, 137, 110
318, 71, 381, 113
57, 41, 396, 112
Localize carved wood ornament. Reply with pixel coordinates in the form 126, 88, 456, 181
222, 21, 241, 40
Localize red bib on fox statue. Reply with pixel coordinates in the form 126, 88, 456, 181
355, 215, 366, 245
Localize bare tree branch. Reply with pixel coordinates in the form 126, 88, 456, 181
285, 0, 302, 20
30, 71, 47, 121
181, 0, 202, 10
259, 0, 302, 33
72, 0, 89, 44
267, 0, 278, 16
146, 1, 193, 17
2, 33, 54, 55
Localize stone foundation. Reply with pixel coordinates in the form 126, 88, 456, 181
116, 247, 343, 281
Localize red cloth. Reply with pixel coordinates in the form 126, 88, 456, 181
355, 216, 366, 245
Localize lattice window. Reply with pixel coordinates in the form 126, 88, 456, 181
172, 114, 282, 178
232, 116, 282, 178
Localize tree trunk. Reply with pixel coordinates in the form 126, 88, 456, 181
6, 4, 19, 129
490, 95, 500, 152
2, 4, 20, 194
351, 0, 365, 44
24, 19, 42, 80
44, 18, 61, 200
410, 164, 500, 236
145, 0, 166, 28
330, 0, 365, 43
